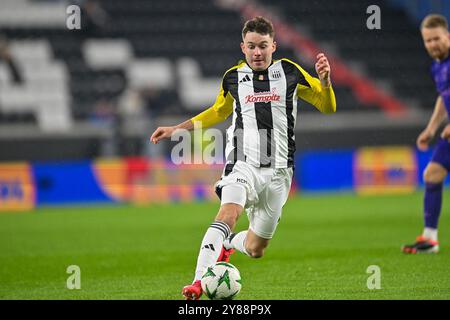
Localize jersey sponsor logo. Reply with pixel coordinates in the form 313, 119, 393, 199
244, 88, 281, 104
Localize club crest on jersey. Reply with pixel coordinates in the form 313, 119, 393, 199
271, 69, 281, 79
244, 88, 281, 104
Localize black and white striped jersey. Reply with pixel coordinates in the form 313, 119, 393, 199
192, 58, 336, 169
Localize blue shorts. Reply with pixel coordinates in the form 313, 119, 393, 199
431, 138, 450, 171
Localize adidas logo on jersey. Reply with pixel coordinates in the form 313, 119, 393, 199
239, 74, 251, 83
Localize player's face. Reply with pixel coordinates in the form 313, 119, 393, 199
422, 27, 450, 61
241, 32, 276, 71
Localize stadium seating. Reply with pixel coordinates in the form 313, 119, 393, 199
258, 0, 436, 110
0, 0, 437, 131
389, 0, 450, 24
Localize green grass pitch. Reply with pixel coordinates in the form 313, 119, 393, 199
1, 191, 450, 300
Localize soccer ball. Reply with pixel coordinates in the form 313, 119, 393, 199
201, 262, 242, 300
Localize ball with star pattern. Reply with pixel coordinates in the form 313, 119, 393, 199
201, 262, 242, 300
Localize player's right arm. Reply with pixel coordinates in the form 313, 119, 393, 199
417, 95, 447, 151
150, 84, 234, 144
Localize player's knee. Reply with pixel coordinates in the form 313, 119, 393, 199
423, 165, 447, 184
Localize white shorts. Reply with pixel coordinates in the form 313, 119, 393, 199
215, 161, 293, 239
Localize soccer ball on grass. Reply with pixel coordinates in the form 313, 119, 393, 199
201, 262, 242, 300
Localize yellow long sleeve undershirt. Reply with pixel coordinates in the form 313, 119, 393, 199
190, 87, 234, 128
190, 59, 336, 129
298, 82, 337, 114
281, 58, 336, 114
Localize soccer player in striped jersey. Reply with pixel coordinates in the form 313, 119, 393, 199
151, 16, 336, 299
402, 14, 450, 254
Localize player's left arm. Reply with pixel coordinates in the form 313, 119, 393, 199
297, 53, 336, 114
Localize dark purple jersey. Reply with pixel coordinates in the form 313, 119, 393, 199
431, 55, 450, 115
431, 55, 450, 169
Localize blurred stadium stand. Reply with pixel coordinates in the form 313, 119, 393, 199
388, 0, 450, 23
0, 0, 445, 160
257, 0, 436, 111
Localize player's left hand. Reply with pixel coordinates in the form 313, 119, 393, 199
315, 53, 331, 87
440, 124, 450, 140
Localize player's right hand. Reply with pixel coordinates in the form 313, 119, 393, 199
150, 126, 175, 144
416, 129, 434, 151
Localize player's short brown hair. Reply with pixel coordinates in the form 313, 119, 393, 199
421, 14, 449, 30
242, 16, 275, 39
